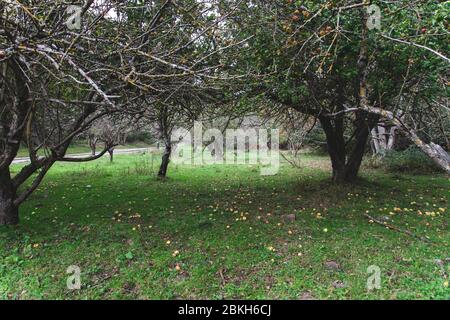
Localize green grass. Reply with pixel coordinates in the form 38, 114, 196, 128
1, 153, 449, 300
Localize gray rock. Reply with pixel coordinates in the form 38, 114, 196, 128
332, 280, 347, 289
299, 291, 315, 300
324, 260, 341, 271
434, 259, 444, 266
282, 214, 296, 223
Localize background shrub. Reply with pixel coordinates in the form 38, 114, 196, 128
364, 146, 444, 174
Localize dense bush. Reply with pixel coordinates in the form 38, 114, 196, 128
304, 126, 328, 155
364, 146, 443, 174
126, 131, 156, 144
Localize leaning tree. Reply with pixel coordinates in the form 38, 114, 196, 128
0, 1, 240, 226
0, 0, 129, 224
0, 0, 247, 224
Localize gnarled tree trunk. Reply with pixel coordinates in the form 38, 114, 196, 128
158, 143, 172, 178
0, 168, 18, 225
320, 113, 376, 183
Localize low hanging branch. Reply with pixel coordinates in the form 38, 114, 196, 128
60, 144, 117, 163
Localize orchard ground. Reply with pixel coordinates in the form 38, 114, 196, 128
0, 151, 448, 299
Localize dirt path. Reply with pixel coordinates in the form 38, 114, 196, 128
12, 148, 155, 164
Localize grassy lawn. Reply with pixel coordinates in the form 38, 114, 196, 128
0, 153, 449, 300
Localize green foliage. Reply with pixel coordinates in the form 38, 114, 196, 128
383, 147, 444, 174
227, 0, 449, 147
364, 147, 444, 174
303, 126, 328, 154
125, 132, 155, 144
363, 155, 385, 170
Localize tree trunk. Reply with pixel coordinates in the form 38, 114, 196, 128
328, 151, 346, 182
343, 122, 371, 182
320, 114, 375, 183
370, 127, 381, 154
88, 136, 98, 156
371, 124, 397, 156
386, 126, 397, 150
108, 148, 114, 163
158, 144, 172, 178
0, 168, 19, 225
329, 151, 366, 183
91, 142, 96, 156
320, 116, 348, 182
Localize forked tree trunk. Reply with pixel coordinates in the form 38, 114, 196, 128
0, 168, 19, 225
342, 138, 368, 181
327, 136, 368, 183
320, 114, 375, 183
158, 144, 172, 178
